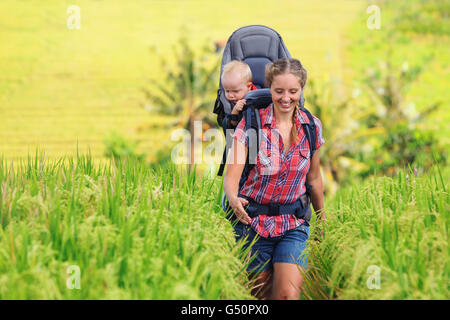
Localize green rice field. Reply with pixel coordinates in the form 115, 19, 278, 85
0, 154, 252, 299
304, 165, 449, 299
0, 0, 364, 161
0, 154, 448, 299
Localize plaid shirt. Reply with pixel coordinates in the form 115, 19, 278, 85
232, 104, 325, 238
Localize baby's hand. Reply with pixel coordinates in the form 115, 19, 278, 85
231, 99, 246, 115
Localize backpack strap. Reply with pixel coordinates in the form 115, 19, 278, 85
217, 111, 243, 176
239, 192, 310, 219
238, 106, 260, 188
213, 89, 224, 126
298, 106, 317, 220
299, 107, 317, 157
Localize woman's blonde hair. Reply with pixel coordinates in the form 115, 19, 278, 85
265, 58, 307, 88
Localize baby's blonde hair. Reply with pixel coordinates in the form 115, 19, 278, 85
221, 60, 253, 83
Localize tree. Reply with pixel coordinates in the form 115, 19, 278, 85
143, 36, 220, 172
306, 78, 385, 195
362, 50, 445, 174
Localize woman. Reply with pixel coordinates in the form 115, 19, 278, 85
223, 58, 325, 300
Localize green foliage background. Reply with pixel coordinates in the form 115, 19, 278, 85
0, 0, 364, 161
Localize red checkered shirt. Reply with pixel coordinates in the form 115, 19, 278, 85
232, 103, 325, 238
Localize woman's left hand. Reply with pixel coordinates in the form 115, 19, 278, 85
229, 196, 251, 225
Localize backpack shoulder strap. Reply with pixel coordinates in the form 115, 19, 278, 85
299, 107, 317, 157
245, 106, 261, 164
298, 107, 317, 213
238, 106, 261, 188
217, 106, 261, 177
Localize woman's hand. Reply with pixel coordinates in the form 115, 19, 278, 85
224, 137, 250, 224
229, 196, 251, 225
313, 221, 325, 242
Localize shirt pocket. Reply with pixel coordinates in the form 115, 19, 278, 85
258, 151, 271, 166
290, 147, 310, 174
299, 147, 310, 160
256, 149, 280, 176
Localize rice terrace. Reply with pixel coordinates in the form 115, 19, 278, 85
0, 0, 448, 300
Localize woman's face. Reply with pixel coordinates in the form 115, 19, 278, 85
270, 73, 302, 116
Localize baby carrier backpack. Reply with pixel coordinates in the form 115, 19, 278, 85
212, 25, 317, 224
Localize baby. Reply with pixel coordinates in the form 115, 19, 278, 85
221, 60, 257, 126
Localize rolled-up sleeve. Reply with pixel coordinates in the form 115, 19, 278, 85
312, 116, 325, 150
232, 117, 248, 147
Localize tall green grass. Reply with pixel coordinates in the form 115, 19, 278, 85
303, 165, 449, 299
0, 152, 253, 299
1, 151, 448, 299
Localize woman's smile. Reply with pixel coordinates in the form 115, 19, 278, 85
280, 101, 294, 109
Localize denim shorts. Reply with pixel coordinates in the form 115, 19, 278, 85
233, 221, 310, 273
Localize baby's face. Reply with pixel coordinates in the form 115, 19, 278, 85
222, 73, 251, 104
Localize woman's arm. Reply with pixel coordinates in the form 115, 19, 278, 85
223, 138, 252, 225
306, 150, 325, 232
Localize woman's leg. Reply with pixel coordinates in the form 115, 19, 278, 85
272, 262, 304, 300
271, 224, 310, 300
235, 225, 275, 300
